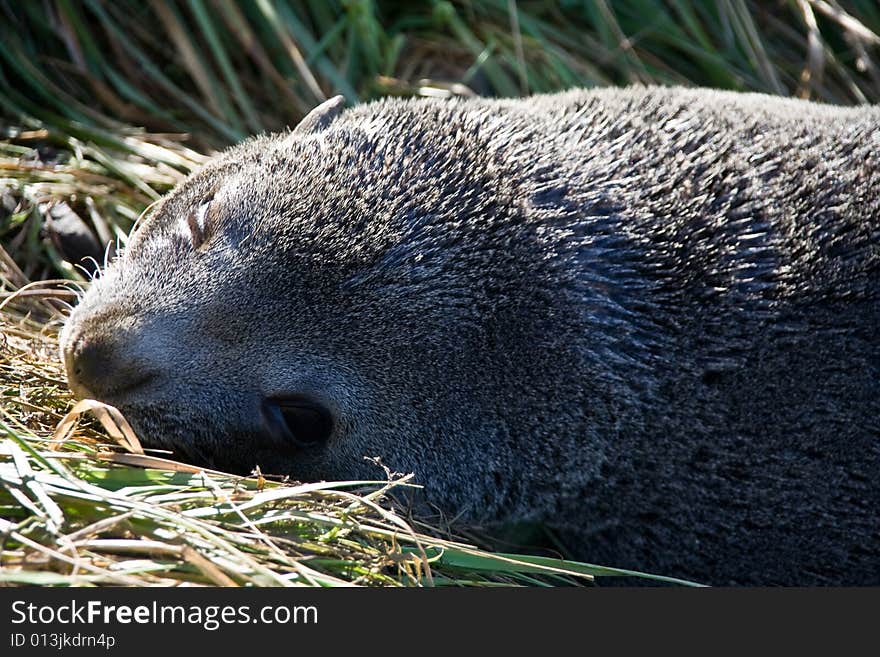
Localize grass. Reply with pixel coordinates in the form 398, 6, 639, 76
2, 0, 879, 587
3, 1, 880, 282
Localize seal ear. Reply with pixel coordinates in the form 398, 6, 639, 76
292, 95, 346, 136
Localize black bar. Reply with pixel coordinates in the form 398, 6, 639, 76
1, 588, 877, 652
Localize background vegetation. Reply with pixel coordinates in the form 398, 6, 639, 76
3, 0, 880, 281
1, 0, 878, 586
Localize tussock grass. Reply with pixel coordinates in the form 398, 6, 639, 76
0, 125, 204, 284
2, 1, 880, 282
2, 1, 879, 148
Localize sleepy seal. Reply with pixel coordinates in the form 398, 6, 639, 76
60, 87, 880, 585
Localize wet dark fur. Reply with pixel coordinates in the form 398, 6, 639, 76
61, 87, 880, 585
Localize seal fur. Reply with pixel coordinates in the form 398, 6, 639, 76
61, 87, 880, 585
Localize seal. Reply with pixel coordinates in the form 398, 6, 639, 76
60, 87, 880, 585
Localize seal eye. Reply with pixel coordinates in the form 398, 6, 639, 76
186, 198, 213, 249
262, 396, 334, 449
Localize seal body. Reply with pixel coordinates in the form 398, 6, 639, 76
61, 87, 880, 585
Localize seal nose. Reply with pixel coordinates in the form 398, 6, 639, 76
64, 332, 155, 400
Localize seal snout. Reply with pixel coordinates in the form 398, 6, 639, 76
62, 323, 158, 402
